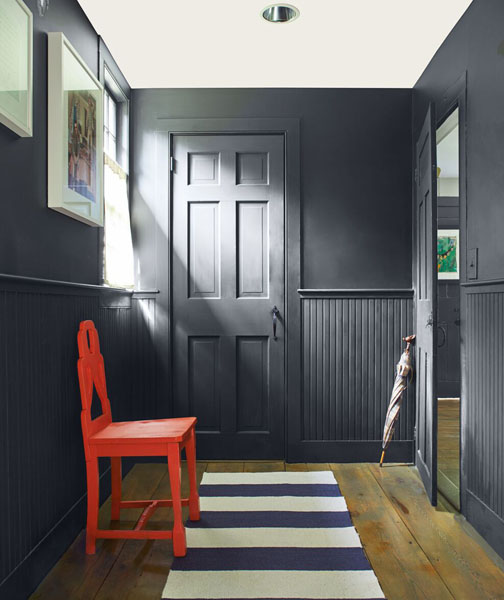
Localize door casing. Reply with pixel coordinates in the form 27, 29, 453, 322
155, 118, 301, 461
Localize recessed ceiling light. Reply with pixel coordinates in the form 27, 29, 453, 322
262, 4, 300, 23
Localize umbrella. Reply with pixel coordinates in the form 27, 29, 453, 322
379, 334, 416, 467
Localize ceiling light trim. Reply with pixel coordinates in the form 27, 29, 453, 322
262, 4, 300, 24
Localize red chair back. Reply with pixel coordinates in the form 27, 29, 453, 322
77, 320, 112, 459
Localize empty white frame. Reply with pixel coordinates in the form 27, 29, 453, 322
48, 32, 104, 226
0, 0, 33, 137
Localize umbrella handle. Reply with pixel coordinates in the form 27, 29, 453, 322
402, 334, 416, 353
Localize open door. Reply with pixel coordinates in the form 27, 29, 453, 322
415, 104, 438, 505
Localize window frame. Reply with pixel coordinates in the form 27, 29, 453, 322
98, 37, 132, 287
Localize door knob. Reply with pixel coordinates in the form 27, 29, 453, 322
426, 313, 434, 327
437, 325, 446, 348
272, 306, 280, 340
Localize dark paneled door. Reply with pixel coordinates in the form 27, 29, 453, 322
415, 105, 438, 505
172, 134, 285, 459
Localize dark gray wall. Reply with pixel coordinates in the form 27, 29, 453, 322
0, 2, 154, 597
132, 88, 413, 291
413, 0, 504, 557
414, 0, 504, 283
0, 0, 100, 283
131, 88, 415, 461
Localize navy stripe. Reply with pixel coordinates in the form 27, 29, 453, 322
199, 484, 341, 497
171, 547, 371, 571
185, 510, 353, 528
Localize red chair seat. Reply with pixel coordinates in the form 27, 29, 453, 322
90, 417, 197, 445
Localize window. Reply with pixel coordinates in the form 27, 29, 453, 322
102, 67, 134, 289
104, 89, 117, 162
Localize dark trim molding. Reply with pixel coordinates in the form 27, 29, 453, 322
0, 467, 114, 600
0, 272, 132, 294
132, 290, 160, 298
462, 279, 504, 290
298, 288, 414, 299
465, 489, 504, 559
0, 275, 159, 310
0, 273, 158, 295
287, 440, 414, 463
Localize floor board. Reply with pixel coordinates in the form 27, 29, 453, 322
438, 398, 460, 507
31, 461, 504, 600
369, 463, 504, 599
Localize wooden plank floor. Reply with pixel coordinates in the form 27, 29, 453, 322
31, 462, 504, 600
438, 398, 460, 509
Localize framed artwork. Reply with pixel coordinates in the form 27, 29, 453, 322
48, 32, 104, 227
437, 229, 459, 279
0, 0, 33, 137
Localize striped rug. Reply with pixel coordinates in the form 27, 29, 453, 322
162, 471, 385, 600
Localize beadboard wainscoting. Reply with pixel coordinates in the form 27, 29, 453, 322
288, 290, 415, 463
0, 276, 159, 600
463, 283, 504, 557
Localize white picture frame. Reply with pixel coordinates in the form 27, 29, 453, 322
437, 229, 460, 280
0, 0, 33, 137
48, 32, 104, 227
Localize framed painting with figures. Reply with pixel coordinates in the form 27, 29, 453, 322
48, 32, 104, 226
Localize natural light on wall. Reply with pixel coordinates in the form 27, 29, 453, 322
103, 81, 134, 289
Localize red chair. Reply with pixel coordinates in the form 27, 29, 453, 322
77, 320, 200, 556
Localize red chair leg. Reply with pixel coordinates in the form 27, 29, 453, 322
186, 427, 200, 521
168, 443, 187, 557
111, 457, 122, 520
85, 458, 99, 554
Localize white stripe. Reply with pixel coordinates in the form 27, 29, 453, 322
162, 570, 385, 599
201, 471, 337, 485
186, 527, 361, 548
200, 496, 348, 512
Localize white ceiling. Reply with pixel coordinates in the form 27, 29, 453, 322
77, 0, 473, 89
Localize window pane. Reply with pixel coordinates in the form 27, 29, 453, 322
104, 88, 118, 161
104, 90, 109, 129
109, 97, 117, 138
104, 161, 134, 288
109, 134, 116, 162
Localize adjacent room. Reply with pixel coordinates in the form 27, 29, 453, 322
1, 1, 504, 599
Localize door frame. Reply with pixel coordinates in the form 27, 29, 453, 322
435, 73, 468, 512
154, 118, 301, 460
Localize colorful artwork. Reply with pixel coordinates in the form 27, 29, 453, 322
48, 33, 103, 226
437, 230, 459, 279
68, 91, 97, 202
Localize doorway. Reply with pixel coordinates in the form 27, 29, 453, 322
171, 133, 286, 459
436, 108, 461, 509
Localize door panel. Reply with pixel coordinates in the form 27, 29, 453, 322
172, 134, 285, 459
236, 336, 269, 432
415, 105, 438, 505
188, 202, 220, 298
